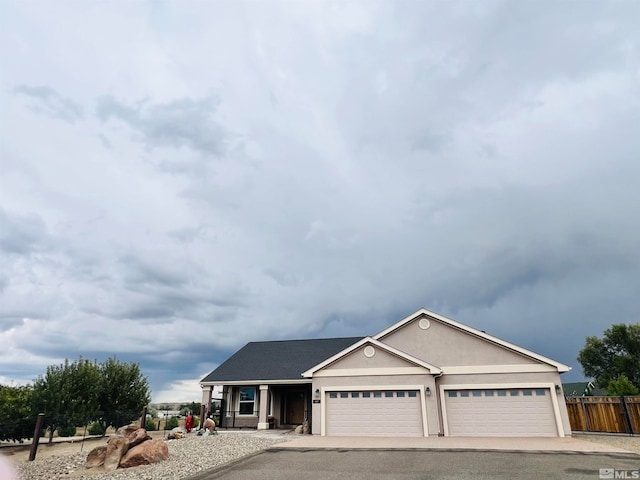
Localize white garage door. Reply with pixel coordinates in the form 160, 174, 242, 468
445, 388, 558, 437
326, 390, 423, 436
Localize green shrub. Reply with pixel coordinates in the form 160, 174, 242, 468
88, 422, 105, 436
163, 416, 179, 430
192, 416, 199, 428
145, 418, 156, 431
57, 424, 77, 437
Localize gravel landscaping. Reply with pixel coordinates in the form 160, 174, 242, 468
572, 433, 640, 455
10, 432, 292, 480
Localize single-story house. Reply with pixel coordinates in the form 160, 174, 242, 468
200, 308, 572, 437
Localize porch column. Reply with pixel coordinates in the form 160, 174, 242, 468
201, 386, 213, 410
257, 384, 269, 430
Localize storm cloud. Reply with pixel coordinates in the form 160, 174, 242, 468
1, 0, 639, 401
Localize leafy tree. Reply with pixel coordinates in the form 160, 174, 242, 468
145, 418, 157, 431
32, 358, 101, 442
0, 384, 35, 442
180, 402, 201, 416
164, 416, 179, 430
88, 421, 106, 435
606, 374, 640, 396
32, 361, 69, 443
95, 357, 151, 433
578, 323, 640, 390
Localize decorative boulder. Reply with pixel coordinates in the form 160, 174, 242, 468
294, 425, 303, 434
115, 424, 139, 437
119, 439, 169, 468
85, 446, 107, 468
104, 436, 129, 471
125, 428, 150, 448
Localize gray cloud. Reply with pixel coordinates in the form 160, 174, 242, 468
96, 95, 226, 156
1, 0, 639, 399
0, 209, 47, 255
13, 85, 83, 123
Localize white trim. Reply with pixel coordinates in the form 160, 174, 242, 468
201, 379, 311, 386
320, 384, 428, 437
302, 337, 442, 377
313, 367, 431, 377
441, 364, 557, 374
439, 382, 565, 437
373, 308, 571, 372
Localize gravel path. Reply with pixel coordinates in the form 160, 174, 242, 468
572, 433, 640, 455
12, 432, 292, 480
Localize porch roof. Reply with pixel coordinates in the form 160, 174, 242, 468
201, 337, 363, 383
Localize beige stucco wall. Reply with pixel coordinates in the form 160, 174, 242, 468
322, 344, 419, 370
380, 317, 540, 367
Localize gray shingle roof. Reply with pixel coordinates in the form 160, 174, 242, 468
201, 337, 363, 383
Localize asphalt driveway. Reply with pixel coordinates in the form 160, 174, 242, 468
188, 449, 640, 480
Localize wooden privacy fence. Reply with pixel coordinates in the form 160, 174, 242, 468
566, 396, 640, 434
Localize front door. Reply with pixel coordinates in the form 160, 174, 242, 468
285, 391, 305, 425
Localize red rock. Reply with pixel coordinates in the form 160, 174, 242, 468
85, 445, 107, 468
104, 436, 129, 471
125, 428, 150, 448
115, 424, 139, 437
119, 439, 169, 468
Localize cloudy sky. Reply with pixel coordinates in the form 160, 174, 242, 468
1, 1, 639, 403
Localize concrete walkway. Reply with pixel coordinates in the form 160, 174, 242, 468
270, 435, 638, 454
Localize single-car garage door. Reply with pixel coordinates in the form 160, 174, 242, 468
326, 390, 423, 436
445, 388, 558, 437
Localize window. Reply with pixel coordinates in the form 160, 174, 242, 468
497, 390, 507, 397
448, 391, 458, 398
485, 390, 494, 397
363, 392, 371, 398
374, 392, 382, 398
340, 392, 349, 398
472, 391, 482, 397
460, 391, 469, 397
510, 390, 520, 396
397, 391, 405, 398
238, 387, 255, 415
351, 392, 360, 398
385, 391, 393, 398
329, 392, 337, 399
535, 389, 546, 396
408, 391, 417, 397
523, 390, 532, 396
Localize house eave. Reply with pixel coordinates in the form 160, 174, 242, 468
200, 378, 312, 387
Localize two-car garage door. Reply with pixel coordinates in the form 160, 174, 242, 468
444, 388, 558, 437
326, 390, 423, 436
324, 387, 559, 437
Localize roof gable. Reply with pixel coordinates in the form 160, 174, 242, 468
200, 337, 362, 383
374, 308, 571, 372
302, 337, 442, 377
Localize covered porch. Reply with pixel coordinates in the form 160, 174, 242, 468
202, 382, 313, 431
